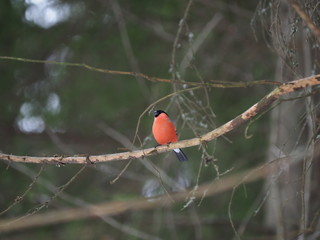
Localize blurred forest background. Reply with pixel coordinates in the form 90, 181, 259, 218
1, 0, 320, 239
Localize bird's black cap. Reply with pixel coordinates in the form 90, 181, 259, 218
153, 110, 168, 117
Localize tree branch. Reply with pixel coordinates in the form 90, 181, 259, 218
0, 74, 319, 164
289, 0, 320, 39
0, 56, 280, 88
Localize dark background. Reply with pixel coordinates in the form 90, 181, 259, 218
1, 0, 319, 239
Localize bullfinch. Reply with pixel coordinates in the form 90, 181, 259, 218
152, 110, 188, 161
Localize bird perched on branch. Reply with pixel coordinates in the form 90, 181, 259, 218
152, 110, 188, 161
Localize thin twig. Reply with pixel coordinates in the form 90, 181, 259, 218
289, 0, 320, 39
179, 13, 222, 76
0, 55, 280, 88
0, 156, 294, 233
171, 0, 194, 80
0, 165, 45, 216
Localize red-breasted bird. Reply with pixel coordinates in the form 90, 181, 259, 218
152, 110, 188, 161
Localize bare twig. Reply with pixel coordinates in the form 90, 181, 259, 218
9, 163, 162, 240
0, 156, 293, 233
0, 165, 45, 216
171, 0, 194, 80
0, 74, 319, 164
0, 55, 281, 88
179, 13, 222, 76
289, 0, 320, 39
3, 165, 86, 229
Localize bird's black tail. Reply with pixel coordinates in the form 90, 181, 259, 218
173, 148, 188, 162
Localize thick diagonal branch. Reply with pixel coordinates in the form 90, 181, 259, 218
0, 74, 319, 164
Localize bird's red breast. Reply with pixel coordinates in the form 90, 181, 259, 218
152, 112, 178, 145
